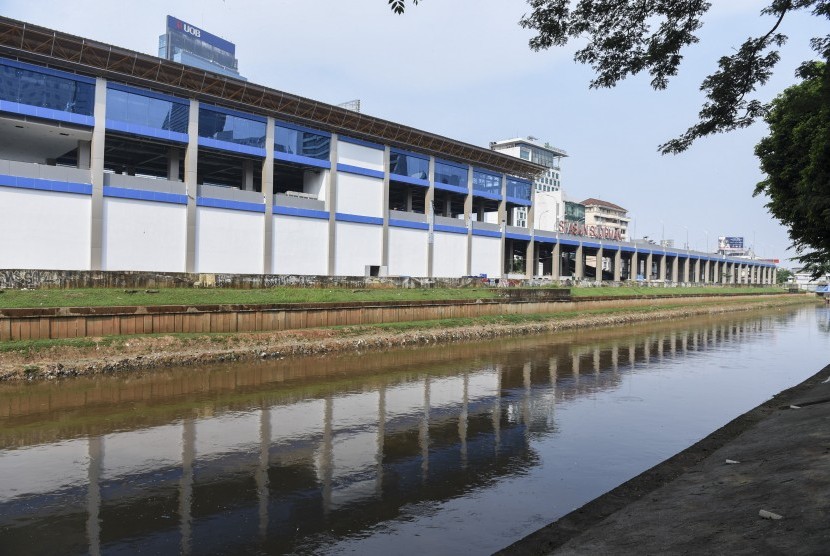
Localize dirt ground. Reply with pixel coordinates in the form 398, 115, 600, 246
0, 296, 813, 382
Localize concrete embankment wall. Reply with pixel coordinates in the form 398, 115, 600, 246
0, 293, 796, 341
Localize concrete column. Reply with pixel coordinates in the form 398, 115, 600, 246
185, 99, 199, 273
552, 242, 561, 280
242, 159, 254, 191
694, 258, 701, 283
262, 118, 275, 273
499, 175, 507, 278
326, 134, 339, 276
257, 408, 271, 540
167, 146, 181, 181
712, 261, 719, 284
89, 78, 107, 271
671, 256, 679, 282
86, 436, 103, 556
465, 164, 473, 276
420, 376, 431, 481
659, 254, 666, 281
526, 181, 536, 279
683, 255, 690, 283
646, 252, 654, 282
595, 246, 604, 283
381, 146, 391, 269
376, 385, 386, 494
321, 397, 333, 515
575, 243, 584, 280
704, 260, 711, 284
77, 140, 91, 170
630, 251, 638, 281
613, 249, 622, 282
179, 418, 195, 556
426, 157, 436, 278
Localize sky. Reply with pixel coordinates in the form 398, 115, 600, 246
2, 0, 825, 264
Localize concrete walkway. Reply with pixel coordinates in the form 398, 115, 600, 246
500, 363, 830, 555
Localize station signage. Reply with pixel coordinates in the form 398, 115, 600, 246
558, 221, 623, 241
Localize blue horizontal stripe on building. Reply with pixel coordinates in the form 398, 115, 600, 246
0, 174, 91, 195
103, 187, 187, 205
196, 197, 265, 213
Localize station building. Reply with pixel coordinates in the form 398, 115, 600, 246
0, 17, 775, 284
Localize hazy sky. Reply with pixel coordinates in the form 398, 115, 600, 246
2, 0, 824, 263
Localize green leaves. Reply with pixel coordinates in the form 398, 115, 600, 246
388, 0, 419, 15
519, 0, 829, 153
755, 62, 830, 278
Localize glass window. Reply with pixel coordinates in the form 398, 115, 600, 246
199, 108, 266, 148
107, 88, 188, 133
507, 177, 532, 202
434, 161, 467, 187
0, 62, 94, 115
274, 125, 330, 160
531, 148, 554, 168
519, 147, 530, 161
390, 152, 429, 180
473, 170, 502, 196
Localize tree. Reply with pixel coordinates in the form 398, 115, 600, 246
755, 62, 830, 278
776, 268, 793, 284
391, 1, 830, 154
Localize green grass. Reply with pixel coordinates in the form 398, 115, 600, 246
568, 286, 783, 297
0, 286, 503, 309
0, 284, 785, 310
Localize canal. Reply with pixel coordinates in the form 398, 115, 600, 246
0, 304, 827, 555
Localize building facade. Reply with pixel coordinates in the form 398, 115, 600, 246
580, 198, 630, 241
0, 17, 775, 285
490, 137, 566, 231
159, 15, 244, 80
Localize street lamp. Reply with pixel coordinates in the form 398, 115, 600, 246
683, 226, 689, 250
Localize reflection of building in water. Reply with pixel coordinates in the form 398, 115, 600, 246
0, 316, 780, 554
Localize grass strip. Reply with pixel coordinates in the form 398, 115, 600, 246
0, 285, 785, 309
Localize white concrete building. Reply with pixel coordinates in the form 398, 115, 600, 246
580, 198, 630, 241
489, 137, 567, 231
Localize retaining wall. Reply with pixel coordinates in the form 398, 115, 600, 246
0, 294, 793, 342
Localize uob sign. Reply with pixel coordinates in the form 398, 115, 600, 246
175, 19, 201, 38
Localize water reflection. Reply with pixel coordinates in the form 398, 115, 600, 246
0, 306, 825, 555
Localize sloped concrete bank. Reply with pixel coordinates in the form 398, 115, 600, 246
497, 362, 830, 555
0, 294, 812, 382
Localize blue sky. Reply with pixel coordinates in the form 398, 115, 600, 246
3, 0, 824, 264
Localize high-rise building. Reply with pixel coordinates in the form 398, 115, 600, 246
158, 15, 244, 80
490, 137, 567, 230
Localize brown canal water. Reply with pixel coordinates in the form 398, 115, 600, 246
1, 304, 828, 555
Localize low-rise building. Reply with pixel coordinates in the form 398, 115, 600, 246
580, 198, 630, 241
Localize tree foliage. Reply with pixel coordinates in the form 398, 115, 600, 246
755, 62, 830, 278
391, 1, 830, 154
776, 268, 793, 284
519, 0, 830, 153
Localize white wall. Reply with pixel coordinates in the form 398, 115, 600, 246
103, 198, 186, 272
334, 221, 382, 276
0, 188, 90, 270
273, 215, 328, 275
433, 231, 468, 277
337, 142, 384, 171
195, 207, 264, 274
303, 169, 328, 200
471, 236, 501, 278
388, 226, 427, 277
335, 173, 383, 218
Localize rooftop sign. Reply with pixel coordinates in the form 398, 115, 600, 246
166, 15, 235, 55
558, 221, 623, 241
